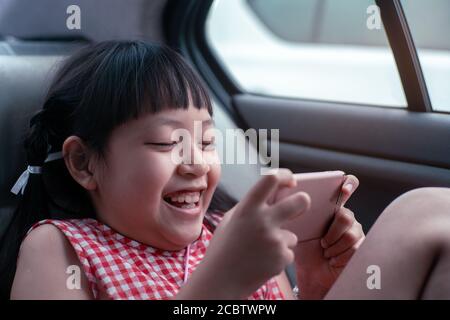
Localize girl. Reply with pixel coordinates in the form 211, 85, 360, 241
0, 40, 362, 300
1, 41, 449, 300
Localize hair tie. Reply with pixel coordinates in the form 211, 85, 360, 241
11, 151, 63, 195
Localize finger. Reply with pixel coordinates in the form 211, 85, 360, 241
265, 168, 298, 206
321, 207, 355, 248
271, 191, 311, 225
244, 168, 295, 208
329, 237, 365, 267
283, 248, 295, 267
323, 221, 364, 258
339, 175, 360, 207
278, 229, 298, 249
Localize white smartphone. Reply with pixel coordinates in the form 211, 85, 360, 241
274, 170, 346, 242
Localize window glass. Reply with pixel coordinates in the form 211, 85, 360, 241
206, 0, 407, 108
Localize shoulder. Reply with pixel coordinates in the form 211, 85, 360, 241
10, 223, 93, 299
21, 223, 69, 252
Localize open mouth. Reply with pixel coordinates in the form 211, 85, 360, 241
163, 190, 204, 210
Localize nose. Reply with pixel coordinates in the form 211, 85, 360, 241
177, 143, 210, 177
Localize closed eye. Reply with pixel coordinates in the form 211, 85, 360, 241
201, 140, 215, 150
147, 142, 178, 146
145, 141, 215, 150
145, 142, 179, 151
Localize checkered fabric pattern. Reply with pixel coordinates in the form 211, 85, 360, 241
26, 212, 284, 300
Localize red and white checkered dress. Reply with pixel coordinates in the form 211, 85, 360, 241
26, 212, 284, 300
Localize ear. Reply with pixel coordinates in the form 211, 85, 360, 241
62, 136, 98, 191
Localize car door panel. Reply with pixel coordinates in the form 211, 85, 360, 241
232, 94, 450, 230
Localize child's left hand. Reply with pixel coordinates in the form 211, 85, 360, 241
293, 175, 365, 299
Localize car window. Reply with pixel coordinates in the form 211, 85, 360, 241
206, 0, 407, 108
401, 0, 450, 113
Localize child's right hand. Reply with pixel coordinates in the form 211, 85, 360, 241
200, 169, 311, 299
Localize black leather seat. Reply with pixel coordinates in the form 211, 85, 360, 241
0, 41, 80, 239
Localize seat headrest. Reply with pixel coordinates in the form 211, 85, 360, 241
0, 0, 165, 42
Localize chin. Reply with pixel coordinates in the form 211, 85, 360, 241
170, 222, 204, 249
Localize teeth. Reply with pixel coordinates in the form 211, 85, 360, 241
168, 191, 201, 204
180, 203, 196, 209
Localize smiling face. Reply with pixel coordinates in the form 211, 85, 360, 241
88, 106, 221, 251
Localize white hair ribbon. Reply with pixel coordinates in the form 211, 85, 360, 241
10, 151, 63, 195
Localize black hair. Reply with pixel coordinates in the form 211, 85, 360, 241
0, 40, 236, 299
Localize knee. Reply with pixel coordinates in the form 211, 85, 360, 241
396, 187, 450, 206
382, 187, 450, 221
379, 187, 450, 249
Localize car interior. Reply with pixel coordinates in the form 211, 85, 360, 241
0, 0, 449, 297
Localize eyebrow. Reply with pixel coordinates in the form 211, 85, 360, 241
154, 118, 215, 127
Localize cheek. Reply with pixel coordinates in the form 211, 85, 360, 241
208, 150, 221, 184
209, 163, 221, 185
104, 153, 175, 203
131, 155, 175, 195
206, 163, 221, 196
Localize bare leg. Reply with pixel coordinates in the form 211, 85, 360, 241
325, 187, 450, 299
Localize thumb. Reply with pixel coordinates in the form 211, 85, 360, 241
339, 175, 360, 207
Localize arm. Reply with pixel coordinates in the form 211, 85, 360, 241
10, 224, 93, 300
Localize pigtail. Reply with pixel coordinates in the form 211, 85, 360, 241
0, 110, 52, 299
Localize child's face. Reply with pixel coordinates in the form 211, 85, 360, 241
90, 106, 221, 251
